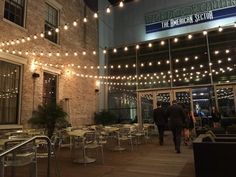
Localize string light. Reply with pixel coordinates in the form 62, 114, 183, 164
188, 34, 193, 39
124, 46, 128, 51
148, 43, 153, 48
106, 7, 111, 13
64, 24, 69, 30
203, 31, 208, 35
73, 21, 78, 26
119, 1, 124, 7
161, 41, 165, 45
94, 13, 98, 18
218, 26, 223, 32
83, 17, 88, 23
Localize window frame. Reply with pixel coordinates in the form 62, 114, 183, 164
0, 57, 23, 125
42, 71, 59, 105
44, 1, 60, 44
3, 0, 27, 28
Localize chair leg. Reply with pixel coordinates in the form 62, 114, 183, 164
130, 138, 133, 151
101, 146, 104, 164
83, 147, 86, 167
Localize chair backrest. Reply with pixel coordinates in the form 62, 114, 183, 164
84, 131, 97, 144
119, 127, 131, 136
4, 139, 37, 167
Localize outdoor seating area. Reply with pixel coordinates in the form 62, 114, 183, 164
1, 0, 236, 176
1, 129, 195, 177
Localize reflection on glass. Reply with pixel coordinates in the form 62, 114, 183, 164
208, 28, 236, 84
175, 91, 191, 109
0, 61, 20, 124
171, 33, 211, 86
137, 40, 170, 89
192, 88, 212, 118
141, 94, 153, 123
156, 92, 170, 111
217, 87, 235, 117
108, 87, 137, 122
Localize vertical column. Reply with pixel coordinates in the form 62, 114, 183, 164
168, 38, 174, 103
206, 33, 217, 108
135, 46, 142, 128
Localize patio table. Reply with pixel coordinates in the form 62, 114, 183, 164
68, 129, 96, 164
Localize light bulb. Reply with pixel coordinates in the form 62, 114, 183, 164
161, 41, 165, 45
188, 34, 192, 39
124, 46, 128, 51
55, 28, 59, 33
119, 1, 124, 7
218, 26, 223, 32
106, 7, 111, 13
94, 13, 98, 18
64, 24, 68, 30
40, 33, 44, 38
71, 21, 77, 27
83, 17, 87, 23
203, 31, 207, 35
148, 43, 152, 47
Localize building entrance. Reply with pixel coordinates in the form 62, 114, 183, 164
138, 85, 236, 124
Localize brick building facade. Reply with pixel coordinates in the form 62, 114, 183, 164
0, 0, 99, 128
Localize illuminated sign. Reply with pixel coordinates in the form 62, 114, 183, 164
145, 0, 236, 33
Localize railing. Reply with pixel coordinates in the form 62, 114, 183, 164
0, 135, 52, 177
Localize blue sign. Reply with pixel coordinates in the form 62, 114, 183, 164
146, 6, 236, 34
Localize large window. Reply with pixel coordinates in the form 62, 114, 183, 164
0, 60, 21, 124
44, 3, 59, 43
107, 26, 236, 120
4, 0, 25, 26
43, 72, 57, 105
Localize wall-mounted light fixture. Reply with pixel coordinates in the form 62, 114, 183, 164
32, 72, 40, 78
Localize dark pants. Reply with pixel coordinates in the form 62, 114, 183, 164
171, 126, 182, 151
157, 125, 165, 145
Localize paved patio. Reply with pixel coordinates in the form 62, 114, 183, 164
5, 132, 195, 177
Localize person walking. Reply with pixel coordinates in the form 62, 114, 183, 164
166, 100, 187, 153
153, 101, 167, 145
183, 108, 196, 145
211, 106, 221, 128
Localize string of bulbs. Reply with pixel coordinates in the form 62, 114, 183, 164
0, 1, 127, 47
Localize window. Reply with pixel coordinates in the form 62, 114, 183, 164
4, 0, 25, 26
0, 60, 21, 124
44, 3, 59, 43
43, 72, 57, 105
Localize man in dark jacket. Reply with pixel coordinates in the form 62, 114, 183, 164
153, 101, 167, 145
166, 100, 186, 153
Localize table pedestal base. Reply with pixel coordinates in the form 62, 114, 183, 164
73, 156, 96, 164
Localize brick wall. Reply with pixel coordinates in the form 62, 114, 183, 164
0, 0, 99, 127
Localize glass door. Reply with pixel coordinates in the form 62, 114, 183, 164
155, 90, 172, 111
216, 85, 236, 117
140, 92, 154, 123
173, 89, 192, 110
